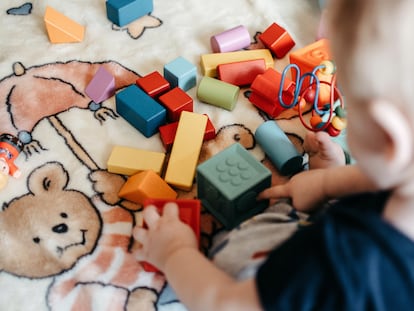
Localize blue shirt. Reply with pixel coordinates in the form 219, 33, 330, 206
256, 192, 414, 310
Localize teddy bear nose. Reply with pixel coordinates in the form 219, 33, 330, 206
52, 223, 68, 234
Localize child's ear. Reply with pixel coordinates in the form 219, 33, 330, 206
368, 100, 413, 173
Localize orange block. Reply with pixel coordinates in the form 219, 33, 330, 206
289, 39, 331, 81
118, 170, 177, 205
44, 6, 85, 43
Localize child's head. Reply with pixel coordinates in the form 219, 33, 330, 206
328, 0, 414, 191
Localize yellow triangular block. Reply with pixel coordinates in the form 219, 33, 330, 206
44, 6, 85, 43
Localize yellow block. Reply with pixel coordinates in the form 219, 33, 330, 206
107, 146, 165, 176
200, 49, 274, 77
164, 111, 207, 191
44, 6, 85, 43
118, 170, 177, 205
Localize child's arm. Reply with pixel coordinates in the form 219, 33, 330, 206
133, 203, 262, 311
257, 164, 377, 212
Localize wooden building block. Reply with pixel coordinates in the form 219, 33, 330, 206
136, 71, 170, 98
158, 114, 215, 151
259, 22, 295, 58
158, 122, 179, 151
85, 66, 115, 103
115, 84, 166, 138
217, 58, 266, 86
106, 0, 153, 27
107, 145, 165, 175
250, 68, 295, 103
197, 143, 271, 229
164, 112, 208, 191
118, 170, 177, 205
210, 25, 251, 53
289, 38, 331, 81
248, 91, 285, 118
44, 6, 85, 43
164, 57, 197, 91
200, 49, 274, 77
158, 87, 193, 122
197, 76, 240, 111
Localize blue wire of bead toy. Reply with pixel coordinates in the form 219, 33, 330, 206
278, 63, 327, 115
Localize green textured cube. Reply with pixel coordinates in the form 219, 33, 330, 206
196, 143, 271, 229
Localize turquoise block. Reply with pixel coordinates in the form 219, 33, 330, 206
197, 143, 271, 229
106, 0, 153, 27
164, 57, 197, 91
255, 121, 303, 176
116, 84, 166, 137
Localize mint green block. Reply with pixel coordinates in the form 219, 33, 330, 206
196, 143, 271, 229
197, 76, 240, 111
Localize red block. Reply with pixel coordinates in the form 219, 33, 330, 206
248, 91, 285, 118
217, 59, 266, 86
158, 122, 178, 151
136, 71, 170, 98
141, 198, 201, 272
251, 68, 295, 103
158, 87, 193, 122
203, 115, 216, 141
259, 22, 295, 58
158, 115, 216, 151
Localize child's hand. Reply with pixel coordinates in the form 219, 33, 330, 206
257, 169, 327, 212
133, 202, 198, 272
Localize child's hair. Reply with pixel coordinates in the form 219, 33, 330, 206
328, 0, 414, 114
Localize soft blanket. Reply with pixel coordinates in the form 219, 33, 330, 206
0, 1, 322, 310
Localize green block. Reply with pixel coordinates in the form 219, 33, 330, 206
197, 76, 239, 111
196, 143, 271, 229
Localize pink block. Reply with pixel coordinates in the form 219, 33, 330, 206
210, 25, 251, 53
85, 66, 116, 103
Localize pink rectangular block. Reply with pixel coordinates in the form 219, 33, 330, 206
85, 66, 116, 103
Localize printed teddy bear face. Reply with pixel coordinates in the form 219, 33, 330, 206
0, 162, 101, 278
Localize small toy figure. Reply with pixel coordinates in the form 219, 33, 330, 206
0, 133, 24, 189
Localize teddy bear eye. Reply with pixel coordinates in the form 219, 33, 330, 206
33, 237, 40, 244
60, 213, 68, 218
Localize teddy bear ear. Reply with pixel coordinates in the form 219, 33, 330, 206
28, 162, 69, 195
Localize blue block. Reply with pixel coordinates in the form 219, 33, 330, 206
164, 57, 197, 91
196, 143, 271, 229
116, 84, 166, 137
106, 0, 153, 27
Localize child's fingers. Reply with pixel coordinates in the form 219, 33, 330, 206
133, 226, 147, 244
143, 205, 161, 228
163, 202, 179, 219
257, 184, 290, 200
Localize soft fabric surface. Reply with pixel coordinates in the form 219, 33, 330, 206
0, 1, 321, 310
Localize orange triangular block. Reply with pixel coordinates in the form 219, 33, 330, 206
44, 6, 85, 43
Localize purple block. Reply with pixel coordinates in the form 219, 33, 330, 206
85, 66, 116, 103
210, 25, 251, 53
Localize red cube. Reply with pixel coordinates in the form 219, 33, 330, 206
259, 22, 295, 58
136, 71, 170, 98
